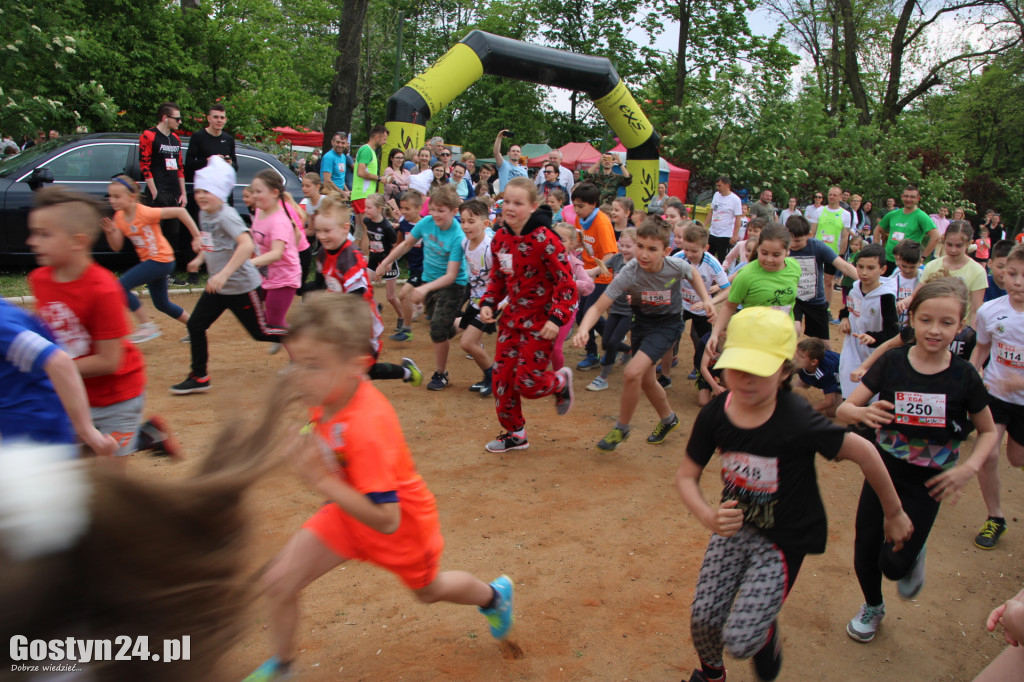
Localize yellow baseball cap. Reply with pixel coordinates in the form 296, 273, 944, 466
715, 307, 797, 377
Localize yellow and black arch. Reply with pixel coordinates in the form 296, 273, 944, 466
384, 30, 661, 209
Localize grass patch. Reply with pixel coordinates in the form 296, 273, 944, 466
0, 267, 211, 300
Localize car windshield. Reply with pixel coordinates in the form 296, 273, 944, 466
0, 138, 65, 178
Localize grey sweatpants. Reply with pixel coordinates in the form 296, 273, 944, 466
690, 525, 803, 668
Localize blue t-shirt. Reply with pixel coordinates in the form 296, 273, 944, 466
798, 350, 842, 395
790, 238, 837, 305
0, 300, 75, 444
411, 216, 468, 285
497, 158, 528, 191
320, 150, 351, 190
397, 218, 424, 272
984, 274, 1006, 302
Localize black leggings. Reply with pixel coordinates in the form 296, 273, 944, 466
600, 312, 632, 366
853, 452, 939, 606
187, 290, 284, 377
369, 362, 404, 381
686, 312, 713, 371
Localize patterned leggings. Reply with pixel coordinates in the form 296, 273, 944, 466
690, 526, 804, 668
493, 319, 559, 432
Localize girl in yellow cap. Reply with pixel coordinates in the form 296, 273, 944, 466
675, 306, 912, 682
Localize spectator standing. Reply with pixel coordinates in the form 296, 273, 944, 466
748, 189, 778, 222
534, 150, 575, 193
708, 175, 743, 262
139, 102, 187, 281
351, 125, 389, 254
779, 196, 802, 225
648, 183, 669, 214
493, 130, 529, 191
580, 152, 632, 206
805, 191, 824, 232
320, 132, 351, 197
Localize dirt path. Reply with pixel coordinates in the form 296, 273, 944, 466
122, 291, 1022, 681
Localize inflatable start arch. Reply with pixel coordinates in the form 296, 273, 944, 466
384, 30, 661, 210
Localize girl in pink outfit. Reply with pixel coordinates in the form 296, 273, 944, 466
551, 223, 596, 371
250, 169, 302, 329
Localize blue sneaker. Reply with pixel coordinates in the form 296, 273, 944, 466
242, 656, 292, 681
389, 328, 412, 342
576, 354, 600, 371
479, 575, 515, 639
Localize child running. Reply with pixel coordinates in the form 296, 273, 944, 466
374, 185, 468, 391
707, 222, 800, 357
390, 190, 426, 341
171, 157, 285, 394
984, 240, 1013, 302
839, 278, 996, 644
250, 169, 304, 331
678, 306, 912, 682
28, 186, 178, 457
572, 182, 618, 371
101, 174, 201, 343
787, 214, 858, 344
837, 243, 898, 398
970, 243, 1024, 550
792, 337, 842, 417
363, 193, 403, 325
244, 294, 513, 681
457, 199, 498, 396
917, 220, 987, 328
586, 228, 634, 392
574, 217, 714, 451
550, 222, 595, 372
313, 195, 421, 385
477, 177, 578, 453
889, 240, 922, 325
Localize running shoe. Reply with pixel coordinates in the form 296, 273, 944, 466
554, 367, 574, 415
687, 368, 699, 381
242, 656, 292, 681
597, 427, 629, 451
974, 519, 1007, 550
576, 354, 600, 371
752, 621, 782, 681
897, 545, 926, 599
128, 322, 161, 344
138, 415, 181, 459
267, 343, 283, 355
646, 414, 680, 444
479, 575, 515, 639
586, 376, 609, 391
846, 602, 885, 643
389, 328, 413, 342
485, 432, 529, 453
169, 374, 211, 395
401, 357, 422, 387
394, 318, 405, 332
179, 333, 190, 343
426, 371, 449, 391
657, 375, 672, 389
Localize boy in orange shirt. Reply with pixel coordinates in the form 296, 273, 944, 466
245, 294, 514, 681
572, 182, 619, 370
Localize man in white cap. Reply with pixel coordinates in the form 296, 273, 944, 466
170, 157, 285, 395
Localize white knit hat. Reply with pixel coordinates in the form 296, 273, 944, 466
194, 155, 236, 202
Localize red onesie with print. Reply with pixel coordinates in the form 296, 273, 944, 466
479, 209, 577, 432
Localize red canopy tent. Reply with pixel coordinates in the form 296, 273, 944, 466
273, 126, 324, 148
553, 141, 602, 170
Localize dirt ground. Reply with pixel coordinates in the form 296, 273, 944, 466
115, 289, 1023, 682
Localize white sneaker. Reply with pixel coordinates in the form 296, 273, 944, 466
846, 602, 885, 643
128, 323, 161, 344
897, 545, 926, 599
267, 343, 283, 355
587, 376, 609, 391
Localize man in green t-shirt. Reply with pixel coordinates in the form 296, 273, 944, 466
352, 124, 389, 254
873, 184, 939, 275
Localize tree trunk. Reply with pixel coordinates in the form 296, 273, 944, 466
673, 0, 692, 107
181, 0, 201, 10
835, 0, 872, 125
323, 0, 370, 153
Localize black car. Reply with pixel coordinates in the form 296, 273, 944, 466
0, 132, 302, 264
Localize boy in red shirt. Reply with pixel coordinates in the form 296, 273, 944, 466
27, 187, 177, 457
478, 177, 578, 453
245, 294, 513, 681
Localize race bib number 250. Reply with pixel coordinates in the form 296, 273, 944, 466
894, 391, 946, 427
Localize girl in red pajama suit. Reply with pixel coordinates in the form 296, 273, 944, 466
478, 177, 578, 453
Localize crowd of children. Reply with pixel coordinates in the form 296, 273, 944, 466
5, 157, 1024, 682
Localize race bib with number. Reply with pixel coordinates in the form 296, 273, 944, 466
200, 231, 215, 252
821, 233, 836, 244
996, 342, 1024, 368
165, 157, 178, 171
891, 231, 905, 241
894, 391, 946, 427
497, 252, 514, 275
641, 290, 671, 306
721, 452, 779, 496
369, 241, 384, 253
681, 288, 700, 305
797, 261, 817, 300
769, 304, 792, 316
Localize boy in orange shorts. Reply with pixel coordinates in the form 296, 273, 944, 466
244, 294, 514, 681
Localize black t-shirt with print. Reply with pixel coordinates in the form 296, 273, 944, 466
862, 346, 989, 445
363, 217, 396, 269
686, 391, 847, 554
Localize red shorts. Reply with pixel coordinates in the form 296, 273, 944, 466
351, 198, 366, 214
303, 503, 443, 589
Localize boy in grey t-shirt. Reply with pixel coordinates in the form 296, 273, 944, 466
573, 218, 715, 451
170, 157, 286, 395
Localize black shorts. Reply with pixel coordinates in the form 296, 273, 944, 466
424, 283, 466, 343
989, 396, 1024, 445
371, 257, 400, 281
823, 260, 837, 276
406, 270, 423, 287
794, 299, 830, 339
631, 315, 684, 363
458, 302, 496, 334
